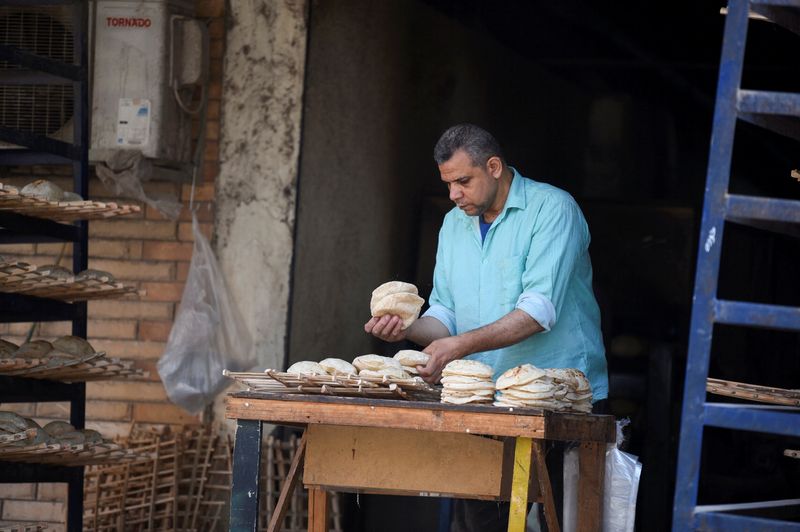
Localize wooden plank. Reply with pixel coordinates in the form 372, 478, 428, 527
508, 436, 532, 532
307, 487, 328, 532
303, 425, 503, 499
532, 440, 561, 532
577, 442, 605, 532
267, 433, 306, 532
227, 396, 546, 439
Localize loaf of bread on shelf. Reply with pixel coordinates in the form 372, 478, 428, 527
62, 191, 83, 202
43, 420, 75, 437
0, 339, 18, 357
52, 335, 94, 357
14, 340, 53, 359
20, 179, 64, 201
76, 269, 115, 282
37, 264, 73, 280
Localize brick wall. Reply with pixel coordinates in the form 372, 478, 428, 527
0, 0, 226, 528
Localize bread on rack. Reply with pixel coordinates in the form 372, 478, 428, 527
37, 264, 73, 280
285, 360, 327, 375
76, 269, 115, 282
14, 341, 54, 359
0, 339, 18, 357
52, 336, 95, 358
20, 179, 64, 201
393, 349, 430, 375
352, 354, 402, 372
319, 358, 357, 376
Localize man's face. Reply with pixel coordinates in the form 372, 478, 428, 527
439, 149, 499, 217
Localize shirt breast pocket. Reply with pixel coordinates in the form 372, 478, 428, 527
497, 254, 524, 303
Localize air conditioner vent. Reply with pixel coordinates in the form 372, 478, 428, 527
0, 7, 74, 140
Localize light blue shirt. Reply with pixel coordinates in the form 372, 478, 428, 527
422, 169, 609, 401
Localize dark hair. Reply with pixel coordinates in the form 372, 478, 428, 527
433, 124, 504, 167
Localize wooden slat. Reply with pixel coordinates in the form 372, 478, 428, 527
577, 442, 605, 532
267, 433, 306, 532
0, 183, 140, 222
227, 395, 546, 439
307, 487, 328, 532
532, 440, 561, 532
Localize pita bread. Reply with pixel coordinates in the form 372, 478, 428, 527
358, 367, 411, 379
38, 264, 72, 280
52, 336, 94, 357
500, 388, 557, 401
21, 179, 64, 201
15, 340, 53, 359
441, 381, 495, 392
496, 364, 547, 390
442, 359, 493, 379
371, 292, 425, 329
352, 354, 402, 371
393, 349, 429, 367
441, 375, 490, 385
403, 365, 420, 375
370, 281, 418, 310
442, 394, 493, 405
319, 358, 357, 375
286, 361, 327, 375
0, 339, 19, 357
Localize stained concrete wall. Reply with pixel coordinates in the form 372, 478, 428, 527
216, 0, 308, 369
288, 0, 593, 366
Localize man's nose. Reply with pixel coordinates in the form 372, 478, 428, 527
449, 185, 462, 202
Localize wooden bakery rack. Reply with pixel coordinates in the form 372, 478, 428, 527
226, 392, 615, 532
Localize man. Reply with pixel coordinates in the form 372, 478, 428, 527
364, 124, 608, 531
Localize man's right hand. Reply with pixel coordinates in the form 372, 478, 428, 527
364, 315, 407, 343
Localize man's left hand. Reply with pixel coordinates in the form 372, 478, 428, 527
418, 336, 467, 384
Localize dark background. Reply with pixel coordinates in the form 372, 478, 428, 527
288, 1, 800, 529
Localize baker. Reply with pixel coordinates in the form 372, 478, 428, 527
364, 124, 609, 531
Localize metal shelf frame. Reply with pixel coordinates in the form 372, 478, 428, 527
672, 0, 800, 530
0, 1, 90, 530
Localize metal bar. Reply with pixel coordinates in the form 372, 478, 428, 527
0, 293, 83, 323
751, 0, 800, 7
231, 419, 263, 532
0, 126, 81, 160
737, 89, 800, 116
715, 299, 800, 331
0, 0, 79, 4
695, 511, 800, 531
0, 462, 83, 483
0, 70, 72, 85
0, 212, 82, 242
0, 150, 74, 165
672, 0, 751, 530
726, 194, 800, 224
0, 376, 87, 402
704, 403, 800, 437
696, 498, 800, 513
0, 44, 82, 81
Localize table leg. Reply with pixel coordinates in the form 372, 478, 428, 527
307, 487, 329, 532
508, 436, 532, 532
231, 419, 263, 532
577, 441, 606, 532
532, 441, 561, 532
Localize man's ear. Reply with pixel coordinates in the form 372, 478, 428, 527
486, 156, 503, 179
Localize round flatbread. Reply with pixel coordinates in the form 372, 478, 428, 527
495, 364, 547, 390
442, 359, 493, 379
442, 381, 495, 392
76, 269, 115, 283
38, 264, 73, 280
441, 375, 491, 385
14, 340, 53, 359
52, 336, 94, 357
352, 354, 401, 372
358, 367, 410, 379
0, 339, 19, 357
371, 292, 425, 329
393, 349, 429, 367
370, 281, 418, 312
21, 179, 64, 201
403, 365, 420, 375
441, 394, 493, 405
285, 361, 327, 375
319, 358, 357, 376
43, 420, 76, 437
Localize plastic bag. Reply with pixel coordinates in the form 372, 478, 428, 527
157, 214, 254, 413
562, 419, 642, 532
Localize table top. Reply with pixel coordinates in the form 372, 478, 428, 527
226, 392, 615, 443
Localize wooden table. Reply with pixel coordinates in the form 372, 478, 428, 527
226, 392, 615, 532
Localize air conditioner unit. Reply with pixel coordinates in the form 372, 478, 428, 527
0, 1, 204, 181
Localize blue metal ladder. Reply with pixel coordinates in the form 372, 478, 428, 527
672, 0, 800, 530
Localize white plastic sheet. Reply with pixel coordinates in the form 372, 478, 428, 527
157, 214, 254, 413
563, 419, 642, 532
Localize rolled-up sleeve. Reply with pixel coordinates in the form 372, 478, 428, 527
517, 196, 589, 331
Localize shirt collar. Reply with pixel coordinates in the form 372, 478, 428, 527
457, 166, 526, 228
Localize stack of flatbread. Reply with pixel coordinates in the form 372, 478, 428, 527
370, 281, 425, 330
352, 354, 410, 379
493, 364, 593, 412
440, 359, 495, 405
393, 349, 429, 376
